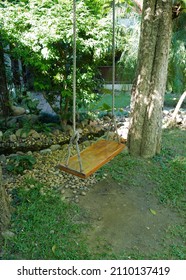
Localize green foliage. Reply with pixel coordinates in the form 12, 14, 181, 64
167, 12, 186, 93
20, 92, 40, 114
6, 154, 36, 174
117, 5, 140, 83
0, 0, 112, 123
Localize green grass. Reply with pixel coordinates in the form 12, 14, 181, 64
95, 128, 186, 260
88, 91, 185, 113
1, 129, 186, 260
98, 129, 186, 212
89, 91, 131, 113
2, 182, 90, 260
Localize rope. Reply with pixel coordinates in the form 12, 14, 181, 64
65, 0, 83, 172
112, 0, 116, 119
66, 0, 119, 172
107, 0, 120, 143
73, 0, 76, 133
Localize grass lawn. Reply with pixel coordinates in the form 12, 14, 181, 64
1, 128, 185, 260
88, 91, 186, 114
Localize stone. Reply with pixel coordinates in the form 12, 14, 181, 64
81, 119, 88, 128
53, 129, 61, 136
39, 148, 52, 154
81, 191, 86, 196
15, 129, 23, 138
29, 130, 40, 139
0, 131, 3, 141
63, 125, 73, 135
0, 154, 6, 164
176, 116, 183, 124
11, 105, 26, 116
50, 144, 61, 151
16, 151, 25, 155
89, 120, 98, 126
2, 230, 15, 239
77, 128, 83, 134
9, 134, 17, 142
103, 115, 111, 121
25, 114, 39, 124
92, 125, 102, 133
7, 117, 17, 127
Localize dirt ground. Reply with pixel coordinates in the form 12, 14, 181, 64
77, 175, 183, 256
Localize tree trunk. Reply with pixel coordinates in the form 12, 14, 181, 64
0, 39, 11, 118
128, 0, 173, 158
0, 166, 11, 246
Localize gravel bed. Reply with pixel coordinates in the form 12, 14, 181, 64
3, 143, 99, 204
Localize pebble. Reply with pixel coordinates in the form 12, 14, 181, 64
81, 191, 86, 196
3, 138, 98, 202
0, 154, 6, 164
50, 144, 61, 151
40, 148, 52, 154
2, 230, 15, 239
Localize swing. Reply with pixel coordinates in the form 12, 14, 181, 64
58, 0, 125, 179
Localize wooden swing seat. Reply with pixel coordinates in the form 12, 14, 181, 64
58, 139, 125, 179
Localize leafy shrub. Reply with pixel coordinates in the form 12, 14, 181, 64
7, 154, 36, 174
21, 92, 40, 114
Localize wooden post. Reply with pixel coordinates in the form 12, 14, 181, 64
168, 91, 186, 126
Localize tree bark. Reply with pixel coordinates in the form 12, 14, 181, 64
0, 39, 11, 118
128, 0, 173, 158
0, 166, 11, 246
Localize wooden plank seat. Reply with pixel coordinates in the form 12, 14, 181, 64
58, 139, 125, 179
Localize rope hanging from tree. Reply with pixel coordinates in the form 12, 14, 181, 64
65, 0, 119, 172
106, 0, 120, 142
66, 0, 83, 172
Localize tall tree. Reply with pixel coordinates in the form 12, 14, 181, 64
0, 39, 11, 119
128, 0, 173, 158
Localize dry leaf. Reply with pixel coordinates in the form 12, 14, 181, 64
149, 208, 157, 215
52, 245, 56, 253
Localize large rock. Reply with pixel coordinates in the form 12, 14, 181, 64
28, 130, 40, 139
11, 105, 26, 116
9, 134, 17, 142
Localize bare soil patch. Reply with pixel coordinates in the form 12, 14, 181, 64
78, 175, 183, 256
